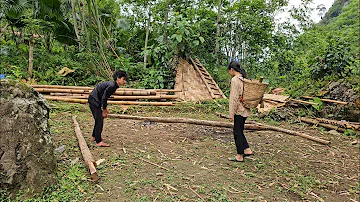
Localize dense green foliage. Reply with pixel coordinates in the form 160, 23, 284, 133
0, 0, 358, 94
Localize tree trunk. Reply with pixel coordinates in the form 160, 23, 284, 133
215, 0, 222, 66
243, 41, 246, 68
163, 0, 169, 44
108, 114, 331, 145
86, 0, 93, 51
144, 4, 151, 69
91, 0, 104, 52
28, 38, 34, 80
71, 0, 81, 42
79, 0, 86, 34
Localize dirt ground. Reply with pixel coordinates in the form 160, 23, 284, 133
51, 106, 359, 202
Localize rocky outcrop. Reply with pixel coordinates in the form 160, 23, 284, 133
0, 80, 57, 195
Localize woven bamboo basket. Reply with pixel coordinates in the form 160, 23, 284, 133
241, 78, 269, 108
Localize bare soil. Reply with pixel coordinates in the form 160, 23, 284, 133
51, 107, 360, 202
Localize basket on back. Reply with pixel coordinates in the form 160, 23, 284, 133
240, 78, 269, 108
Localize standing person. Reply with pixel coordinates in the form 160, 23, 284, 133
88, 70, 128, 147
227, 61, 253, 162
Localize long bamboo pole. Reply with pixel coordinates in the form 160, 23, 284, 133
31, 84, 181, 92
300, 117, 347, 132
290, 99, 319, 105
72, 116, 99, 181
301, 96, 348, 105
108, 114, 330, 145
44, 96, 174, 106
51, 94, 179, 100
35, 88, 156, 96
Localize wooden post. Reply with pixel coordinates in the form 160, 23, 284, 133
72, 116, 99, 181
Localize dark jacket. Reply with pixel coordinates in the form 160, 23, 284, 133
89, 81, 119, 109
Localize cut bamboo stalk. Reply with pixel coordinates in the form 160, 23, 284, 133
45, 96, 88, 103
48, 94, 179, 100
315, 118, 359, 130
253, 121, 331, 145
300, 117, 346, 132
31, 84, 181, 92
108, 114, 330, 145
32, 84, 93, 90
290, 99, 319, 105
44, 96, 174, 106
301, 96, 348, 105
72, 115, 99, 181
50, 93, 86, 96
189, 57, 216, 99
35, 88, 156, 96
34, 88, 92, 94
110, 95, 179, 100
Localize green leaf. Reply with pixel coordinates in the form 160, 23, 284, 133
193, 40, 199, 46
199, 36, 205, 43
176, 35, 182, 43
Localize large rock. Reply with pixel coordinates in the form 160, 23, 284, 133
0, 80, 57, 195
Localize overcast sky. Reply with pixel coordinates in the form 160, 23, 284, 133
278, 0, 335, 23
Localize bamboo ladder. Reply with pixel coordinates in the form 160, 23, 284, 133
189, 57, 227, 99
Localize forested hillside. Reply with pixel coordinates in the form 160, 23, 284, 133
0, 0, 359, 96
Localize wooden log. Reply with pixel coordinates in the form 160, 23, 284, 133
189, 57, 216, 99
44, 96, 174, 106
301, 96, 348, 105
108, 114, 330, 145
290, 99, 319, 105
300, 117, 346, 132
72, 116, 99, 181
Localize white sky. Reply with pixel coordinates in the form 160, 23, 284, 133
277, 0, 335, 23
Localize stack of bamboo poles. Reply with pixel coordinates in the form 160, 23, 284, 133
31, 84, 181, 106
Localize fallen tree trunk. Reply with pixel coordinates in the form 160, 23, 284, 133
108, 114, 263, 129
302, 96, 348, 105
300, 117, 346, 132
108, 114, 330, 145
72, 116, 99, 181
44, 96, 175, 106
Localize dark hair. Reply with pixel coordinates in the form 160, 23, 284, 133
227, 61, 247, 78
113, 70, 128, 81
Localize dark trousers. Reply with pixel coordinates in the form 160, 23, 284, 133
233, 115, 249, 154
88, 97, 103, 143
